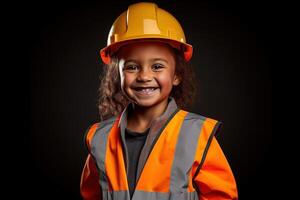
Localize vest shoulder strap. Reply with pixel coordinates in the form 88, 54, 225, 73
193, 118, 223, 178
83, 123, 100, 153
84, 116, 118, 153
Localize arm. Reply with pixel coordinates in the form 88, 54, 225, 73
194, 137, 238, 200
80, 123, 101, 200
80, 154, 102, 200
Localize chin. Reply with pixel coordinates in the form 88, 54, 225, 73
134, 99, 158, 108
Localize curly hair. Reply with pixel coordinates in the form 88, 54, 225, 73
98, 48, 197, 121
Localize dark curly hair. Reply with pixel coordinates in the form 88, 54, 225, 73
98, 48, 197, 121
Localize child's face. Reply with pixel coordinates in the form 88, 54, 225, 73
118, 42, 180, 108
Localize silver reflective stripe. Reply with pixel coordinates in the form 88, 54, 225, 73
111, 190, 130, 200
100, 190, 198, 200
170, 112, 206, 194
100, 190, 129, 200
91, 117, 117, 190
133, 190, 198, 200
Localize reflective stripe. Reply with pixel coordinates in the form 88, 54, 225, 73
192, 120, 222, 195
170, 113, 205, 194
189, 117, 219, 192
106, 116, 129, 192
91, 117, 116, 190
85, 123, 99, 152
197, 121, 222, 175
99, 190, 198, 200
135, 110, 188, 192
133, 190, 198, 200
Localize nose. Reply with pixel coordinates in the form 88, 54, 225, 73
137, 68, 152, 82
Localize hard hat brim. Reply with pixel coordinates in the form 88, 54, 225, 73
100, 38, 193, 64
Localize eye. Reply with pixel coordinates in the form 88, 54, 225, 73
152, 63, 164, 71
124, 64, 139, 71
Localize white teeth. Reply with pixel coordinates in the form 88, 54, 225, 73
135, 87, 157, 95
140, 88, 154, 92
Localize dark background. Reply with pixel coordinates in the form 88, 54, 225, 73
15, 0, 273, 199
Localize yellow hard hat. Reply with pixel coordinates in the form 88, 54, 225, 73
100, 2, 193, 64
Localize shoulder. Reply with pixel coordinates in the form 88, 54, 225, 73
84, 116, 118, 152
180, 110, 222, 134
179, 110, 217, 122
180, 110, 207, 121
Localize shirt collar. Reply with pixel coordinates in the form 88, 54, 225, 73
118, 97, 178, 133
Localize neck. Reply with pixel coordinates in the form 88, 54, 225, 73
127, 99, 169, 132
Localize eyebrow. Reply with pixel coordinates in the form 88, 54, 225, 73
151, 58, 169, 64
124, 58, 169, 65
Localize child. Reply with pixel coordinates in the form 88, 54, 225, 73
80, 2, 238, 200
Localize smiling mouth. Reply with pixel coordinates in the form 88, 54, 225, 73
133, 87, 159, 95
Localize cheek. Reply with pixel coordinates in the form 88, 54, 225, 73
156, 74, 174, 89
122, 73, 135, 88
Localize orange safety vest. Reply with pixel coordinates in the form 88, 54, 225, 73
81, 99, 238, 200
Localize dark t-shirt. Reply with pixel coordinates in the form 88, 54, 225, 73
125, 128, 149, 198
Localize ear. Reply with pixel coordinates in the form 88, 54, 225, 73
172, 74, 181, 86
